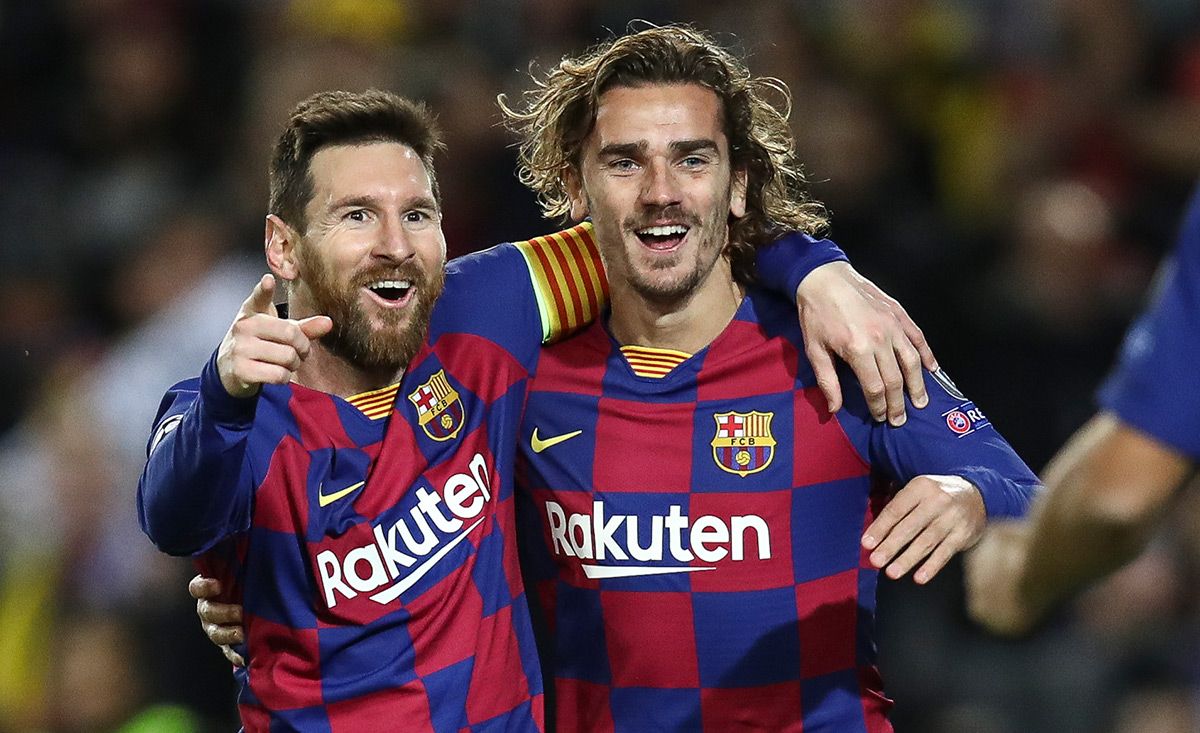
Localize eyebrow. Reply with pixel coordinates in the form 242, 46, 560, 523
326, 194, 439, 211
671, 139, 720, 155
596, 139, 720, 158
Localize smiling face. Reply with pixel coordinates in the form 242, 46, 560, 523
568, 83, 746, 304
270, 141, 447, 372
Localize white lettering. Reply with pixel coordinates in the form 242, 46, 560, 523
344, 545, 389, 592
468, 453, 493, 502
316, 550, 356, 607
416, 486, 461, 532
731, 515, 771, 561
626, 515, 663, 561
316, 453, 497, 609
592, 501, 628, 561
373, 524, 417, 578
444, 473, 484, 520
546, 501, 574, 557
397, 504, 439, 554
665, 505, 693, 562
690, 515, 729, 563
567, 513, 594, 558
542, 501, 773, 574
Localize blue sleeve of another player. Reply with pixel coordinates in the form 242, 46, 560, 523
137, 353, 256, 556
755, 232, 849, 296
837, 368, 1041, 518
429, 243, 544, 369
1097, 190, 1200, 459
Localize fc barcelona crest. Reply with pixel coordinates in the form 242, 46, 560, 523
711, 411, 776, 477
407, 369, 466, 441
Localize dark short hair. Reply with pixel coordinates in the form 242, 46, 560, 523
269, 89, 444, 232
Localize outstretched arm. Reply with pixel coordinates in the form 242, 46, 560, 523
966, 413, 1194, 636
138, 275, 331, 555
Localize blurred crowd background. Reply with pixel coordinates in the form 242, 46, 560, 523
2, 0, 1199, 731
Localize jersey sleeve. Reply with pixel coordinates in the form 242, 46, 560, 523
755, 231, 849, 297
137, 352, 257, 556
432, 223, 608, 367
513, 222, 608, 343
836, 367, 1041, 518
1096, 188, 1200, 459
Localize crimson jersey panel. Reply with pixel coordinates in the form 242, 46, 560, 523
517, 288, 1040, 732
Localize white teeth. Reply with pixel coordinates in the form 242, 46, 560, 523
637, 225, 688, 237
368, 280, 412, 290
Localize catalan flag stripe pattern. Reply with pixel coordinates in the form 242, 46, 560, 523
514, 222, 609, 343
619, 345, 691, 378
344, 384, 399, 420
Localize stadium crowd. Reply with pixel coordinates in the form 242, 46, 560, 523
1, 0, 1199, 731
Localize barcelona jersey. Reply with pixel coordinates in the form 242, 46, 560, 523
1098, 185, 1200, 459
138, 227, 607, 732
517, 287, 1040, 732
138, 222, 849, 730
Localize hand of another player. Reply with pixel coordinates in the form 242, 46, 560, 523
861, 474, 985, 584
217, 274, 333, 398
189, 574, 247, 667
796, 261, 936, 426
964, 522, 1042, 636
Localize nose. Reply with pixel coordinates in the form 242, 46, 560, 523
639, 158, 682, 209
373, 212, 415, 263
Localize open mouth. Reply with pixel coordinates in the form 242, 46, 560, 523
364, 279, 415, 307
634, 224, 689, 251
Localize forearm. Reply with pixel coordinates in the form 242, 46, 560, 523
1016, 413, 1194, 616
138, 359, 256, 555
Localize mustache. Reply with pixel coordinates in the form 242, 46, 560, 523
351, 260, 432, 288
626, 205, 700, 230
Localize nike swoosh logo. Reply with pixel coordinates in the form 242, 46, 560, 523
531, 428, 583, 453
318, 480, 365, 507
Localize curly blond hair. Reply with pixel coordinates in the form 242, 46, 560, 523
499, 24, 828, 282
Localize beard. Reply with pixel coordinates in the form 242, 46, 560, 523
297, 246, 445, 374
598, 194, 731, 305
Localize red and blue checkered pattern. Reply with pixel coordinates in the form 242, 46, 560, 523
516, 287, 1039, 731
143, 243, 557, 732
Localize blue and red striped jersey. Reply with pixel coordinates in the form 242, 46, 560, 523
1098, 184, 1200, 459
516, 287, 1040, 732
138, 229, 607, 732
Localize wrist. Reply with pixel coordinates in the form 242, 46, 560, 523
795, 260, 855, 304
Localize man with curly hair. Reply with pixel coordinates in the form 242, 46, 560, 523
188, 26, 1039, 731
502, 24, 1039, 730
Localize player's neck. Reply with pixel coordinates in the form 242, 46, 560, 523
608, 257, 743, 353
293, 346, 404, 398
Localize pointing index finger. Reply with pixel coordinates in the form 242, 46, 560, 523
241, 274, 278, 317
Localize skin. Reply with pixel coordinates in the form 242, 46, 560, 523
966, 413, 1195, 635
568, 83, 748, 354
191, 86, 959, 662
218, 142, 447, 400
569, 82, 984, 583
